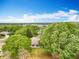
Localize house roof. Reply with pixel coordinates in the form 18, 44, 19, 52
0, 31, 9, 35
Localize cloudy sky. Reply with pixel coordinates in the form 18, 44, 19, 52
0, 0, 79, 23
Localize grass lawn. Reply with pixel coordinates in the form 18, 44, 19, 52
0, 57, 3, 59
27, 48, 53, 59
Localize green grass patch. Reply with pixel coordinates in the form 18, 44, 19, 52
27, 48, 53, 59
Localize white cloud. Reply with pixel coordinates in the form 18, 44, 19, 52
66, 10, 79, 22
0, 9, 79, 23
69, 10, 78, 14
8, 16, 16, 19
68, 15, 79, 22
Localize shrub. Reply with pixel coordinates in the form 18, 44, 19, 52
2, 34, 31, 59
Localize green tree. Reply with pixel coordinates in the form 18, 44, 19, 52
4, 25, 22, 35
15, 25, 39, 38
40, 22, 79, 59
15, 27, 33, 38
2, 34, 31, 59
0, 25, 22, 35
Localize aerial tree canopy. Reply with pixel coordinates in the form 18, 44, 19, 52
40, 22, 79, 59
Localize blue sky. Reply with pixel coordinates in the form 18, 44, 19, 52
0, 0, 79, 23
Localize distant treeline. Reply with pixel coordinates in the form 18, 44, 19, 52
0, 23, 50, 25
